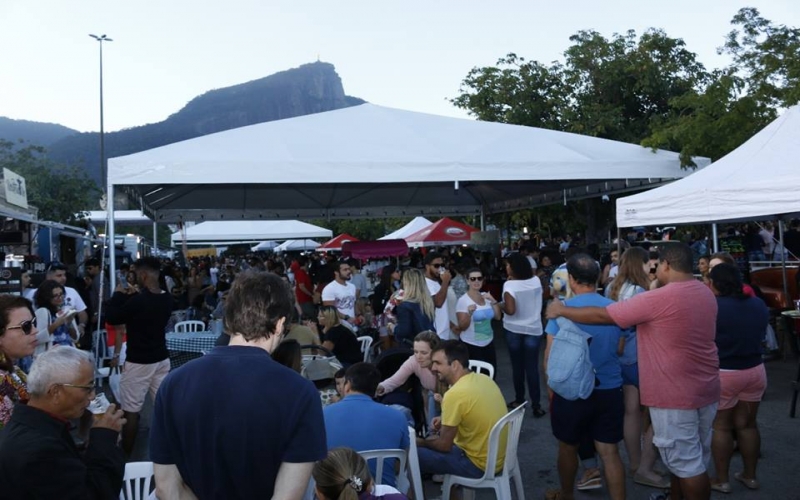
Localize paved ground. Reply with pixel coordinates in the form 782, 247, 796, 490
130, 331, 800, 500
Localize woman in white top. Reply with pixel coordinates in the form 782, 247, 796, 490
33, 280, 78, 357
455, 268, 502, 375
500, 253, 546, 417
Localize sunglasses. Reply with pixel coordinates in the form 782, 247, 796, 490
468, 276, 484, 282
431, 263, 444, 268
6, 318, 37, 335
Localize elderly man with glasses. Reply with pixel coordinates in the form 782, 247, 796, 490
0, 345, 126, 498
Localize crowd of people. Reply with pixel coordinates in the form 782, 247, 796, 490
0, 232, 777, 499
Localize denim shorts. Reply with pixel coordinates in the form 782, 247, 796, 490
650, 403, 717, 478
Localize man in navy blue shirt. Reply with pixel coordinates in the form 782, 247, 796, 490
324, 362, 409, 487
150, 271, 326, 500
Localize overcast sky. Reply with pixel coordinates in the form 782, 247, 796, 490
1, 0, 797, 133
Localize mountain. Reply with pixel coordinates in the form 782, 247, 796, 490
45, 61, 365, 184
0, 117, 78, 147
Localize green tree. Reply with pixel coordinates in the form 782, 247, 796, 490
0, 139, 100, 224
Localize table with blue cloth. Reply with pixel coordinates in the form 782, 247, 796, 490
166, 331, 219, 369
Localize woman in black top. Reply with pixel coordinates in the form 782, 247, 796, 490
316, 306, 362, 367
370, 266, 400, 316
708, 263, 769, 493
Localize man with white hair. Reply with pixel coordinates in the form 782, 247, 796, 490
0, 346, 126, 498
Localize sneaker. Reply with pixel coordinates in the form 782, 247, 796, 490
576, 468, 602, 490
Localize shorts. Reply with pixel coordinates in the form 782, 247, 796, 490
650, 403, 717, 478
719, 364, 767, 410
119, 359, 171, 413
551, 388, 624, 445
621, 362, 639, 387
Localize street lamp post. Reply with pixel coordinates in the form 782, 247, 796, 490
89, 34, 112, 187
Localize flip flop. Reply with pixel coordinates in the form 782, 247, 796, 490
634, 473, 670, 489
710, 482, 732, 494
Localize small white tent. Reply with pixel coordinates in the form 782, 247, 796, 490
171, 220, 331, 245
251, 241, 279, 252
617, 105, 800, 227
275, 239, 320, 252
379, 217, 432, 240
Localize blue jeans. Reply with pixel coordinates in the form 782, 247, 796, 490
417, 445, 484, 478
504, 329, 542, 408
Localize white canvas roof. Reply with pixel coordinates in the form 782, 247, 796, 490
275, 239, 320, 252
170, 220, 331, 245
251, 240, 280, 252
85, 210, 152, 226
379, 217, 432, 240
108, 104, 708, 223
617, 105, 800, 227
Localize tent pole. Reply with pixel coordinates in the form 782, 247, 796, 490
779, 219, 789, 307
480, 207, 485, 231
711, 223, 719, 253
107, 183, 116, 291
153, 220, 158, 256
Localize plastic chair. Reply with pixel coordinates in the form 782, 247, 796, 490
442, 402, 527, 500
92, 330, 112, 388
468, 359, 495, 379
174, 320, 206, 333
358, 449, 407, 492
406, 426, 425, 500
357, 335, 374, 362
119, 461, 154, 500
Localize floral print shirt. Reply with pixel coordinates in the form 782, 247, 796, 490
0, 366, 29, 429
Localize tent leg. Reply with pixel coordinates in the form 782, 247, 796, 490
480, 207, 485, 231
153, 220, 158, 255
108, 183, 116, 291
712, 223, 719, 253
780, 219, 789, 307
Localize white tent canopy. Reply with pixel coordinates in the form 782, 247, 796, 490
85, 210, 152, 226
617, 105, 800, 227
108, 104, 708, 223
170, 220, 331, 245
251, 240, 280, 252
379, 217, 432, 240
275, 239, 320, 252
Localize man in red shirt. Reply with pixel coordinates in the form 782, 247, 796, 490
547, 243, 719, 500
291, 256, 315, 318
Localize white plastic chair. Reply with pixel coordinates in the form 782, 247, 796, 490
406, 426, 425, 500
92, 329, 112, 388
357, 335, 373, 362
442, 402, 527, 500
358, 449, 407, 493
174, 320, 206, 333
468, 359, 495, 379
119, 461, 154, 500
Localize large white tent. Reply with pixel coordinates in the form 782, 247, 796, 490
379, 217, 432, 240
108, 103, 708, 223
170, 220, 331, 245
617, 105, 800, 227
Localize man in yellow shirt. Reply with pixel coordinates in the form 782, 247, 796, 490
416, 340, 507, 479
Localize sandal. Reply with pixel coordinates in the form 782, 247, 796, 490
734, 471, 759, 490
532, 406, 547, 418
506, 400, 525, 410
710, 482, 731, 494
576, 468, 602, 490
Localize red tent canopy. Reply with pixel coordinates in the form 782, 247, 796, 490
342, 240, 409, 259
317, 233, 360, 252
404, 218, 478, 248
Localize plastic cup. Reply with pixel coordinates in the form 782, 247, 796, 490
88, 393, 110, 417
795, 299, 800, 312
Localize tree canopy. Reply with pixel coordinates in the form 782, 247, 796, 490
450, 7, 799, 241
0, 139, 100, 224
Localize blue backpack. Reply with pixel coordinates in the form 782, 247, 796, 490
546, 317, 595, 401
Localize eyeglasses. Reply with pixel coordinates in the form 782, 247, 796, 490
468, 276, 484, 282
5, 318, 37, 335
52, 292, 65, 299
59, 383, 97, 394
